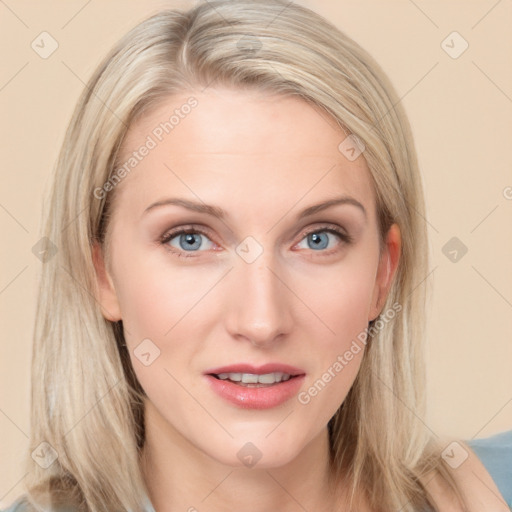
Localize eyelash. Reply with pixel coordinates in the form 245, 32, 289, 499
159, 224, 353, 259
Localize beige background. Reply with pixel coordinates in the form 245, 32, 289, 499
1, 0, 511, 507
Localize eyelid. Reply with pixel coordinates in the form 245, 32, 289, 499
159, 224, 211, 242
298, 223, 352, 242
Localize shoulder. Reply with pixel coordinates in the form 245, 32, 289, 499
0, 496, 76, 512
1, 494, 154, 512
463, 429, 512, 507
419, 430, 512, 512
0, 496, 30, 512
0, 496, 29, 512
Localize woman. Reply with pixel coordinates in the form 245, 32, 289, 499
3, 1, 511, 511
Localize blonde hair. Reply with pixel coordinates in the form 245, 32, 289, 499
21, 1, 468, 511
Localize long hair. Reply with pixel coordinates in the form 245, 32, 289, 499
21, 1, 467, 510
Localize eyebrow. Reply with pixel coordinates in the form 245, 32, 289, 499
142, 195, 367, 221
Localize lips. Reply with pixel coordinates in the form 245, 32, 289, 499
204, 363, 306, 409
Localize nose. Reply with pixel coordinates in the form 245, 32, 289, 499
225, 248, 293, 348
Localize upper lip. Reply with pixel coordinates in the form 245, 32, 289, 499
205, 363, 306, 376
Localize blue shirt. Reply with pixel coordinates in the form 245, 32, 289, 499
465, 428, 512, 507
3, 429, 511, 511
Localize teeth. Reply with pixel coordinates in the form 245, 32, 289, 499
216, 372, 292, 384
241, 373, 259, 384
258, 372, 281, 384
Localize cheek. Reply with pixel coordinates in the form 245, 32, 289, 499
112, 248, 200, 338
111, 252, 220, 389
115, 274, 170, 339
293, 252, 377, 406
296, 251, 378, 343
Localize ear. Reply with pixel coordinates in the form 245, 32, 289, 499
91, 240, 122, 322
368, 223, 401, 322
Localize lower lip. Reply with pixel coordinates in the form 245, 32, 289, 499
204, 374, 305, 409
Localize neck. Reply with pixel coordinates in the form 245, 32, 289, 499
140, 399, 345, 512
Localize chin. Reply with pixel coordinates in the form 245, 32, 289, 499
204, 436, 305, 470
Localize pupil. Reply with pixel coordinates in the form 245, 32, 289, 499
181, 233, 201, 250
309, 232, 328, 250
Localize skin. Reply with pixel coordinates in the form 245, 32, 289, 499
92, 87, 402, 511
421, 445, 510, 512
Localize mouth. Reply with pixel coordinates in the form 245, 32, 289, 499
203, 363, 306, 409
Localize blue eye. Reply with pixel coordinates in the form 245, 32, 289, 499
296, 229, 342, 251
160, 225, 352, 259
161, 229, 215, 256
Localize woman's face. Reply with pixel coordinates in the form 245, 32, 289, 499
93, 87, 400, 469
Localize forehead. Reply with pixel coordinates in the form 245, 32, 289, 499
112, 87, 376, 221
